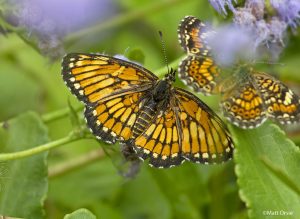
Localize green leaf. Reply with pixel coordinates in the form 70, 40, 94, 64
233, 122, 300, 219
127, 48, 145, 65
0, 112, 49, 219
63, 208, 96, 219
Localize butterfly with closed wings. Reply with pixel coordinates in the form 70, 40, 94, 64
178, 15, 300, 129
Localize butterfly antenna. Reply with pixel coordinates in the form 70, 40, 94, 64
158, 31, 175, 81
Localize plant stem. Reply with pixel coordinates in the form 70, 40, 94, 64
0, 132, 81, 161
48, 148, 104, 178
64, 0, 186, 44
42, 104, 84, 123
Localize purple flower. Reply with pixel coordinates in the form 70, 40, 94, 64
206, 25, 256, 66
113, 54, 143, 66
254, 20, 270, 47
208, 0, 237, 15
270, 0, 300, 28
245, 0, 265, 19
268, 17, 287, 43
5, 0, 117, 59
233, 7, 257, 27
15, 0, 117, 35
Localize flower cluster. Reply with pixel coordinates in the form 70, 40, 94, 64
271, 0, 300, 29
207, 0, 300, 64
208, 0, 236, 15
4, 0, 117, 60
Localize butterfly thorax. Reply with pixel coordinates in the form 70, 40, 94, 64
153, 79, 171, 102
131, 78, 173, 139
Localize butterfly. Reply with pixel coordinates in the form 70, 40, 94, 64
62, 53, 234, 168
178, 15, 300, 129
178, 15, 220, 95
220, 66, 300, 128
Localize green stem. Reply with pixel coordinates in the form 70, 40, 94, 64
64, 0, 186, 45
48, 148, 104, 178
42, 104, 84, 123
0, 132, 81, 161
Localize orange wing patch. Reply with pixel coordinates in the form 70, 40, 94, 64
132, 107, 184, 168
84, 92, 144, 144
178, 56, 220, 95
178, 16, 213, 56
253, 72, 300, 124
175, 88, 233, 164
221, 80, 267, 129
178, 16, 220, 95
62, 53, 157, 104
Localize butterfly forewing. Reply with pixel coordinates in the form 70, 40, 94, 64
84, 92, 146, 144
62, 53, 158, 104
178, 15, 213, 56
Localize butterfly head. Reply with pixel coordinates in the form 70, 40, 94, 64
164, 67, 176, 84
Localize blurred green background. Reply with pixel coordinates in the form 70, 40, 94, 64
0, 0, 300, 218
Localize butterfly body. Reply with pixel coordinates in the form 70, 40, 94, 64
62, 53, 233, 168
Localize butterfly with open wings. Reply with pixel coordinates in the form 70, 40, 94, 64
62, 53, 234, 168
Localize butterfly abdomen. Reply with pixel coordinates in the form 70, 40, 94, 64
132, 100, 157, 138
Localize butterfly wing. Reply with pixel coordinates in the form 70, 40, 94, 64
62, 53, 159, 143
253, 72, 300, 124
178, 16, 220, 95
179, 55, 220, 94
178, 15, 212, 56
221, 78, 267, 129
84, 92, 146, 144
131, 106, 184, 168
130, 88, 234, 167
174, 88, 234, 163
62, 53, 158, 104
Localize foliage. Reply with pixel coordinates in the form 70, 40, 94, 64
0, 0, 299, 219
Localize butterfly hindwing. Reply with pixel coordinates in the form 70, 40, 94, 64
174, 88, 234, 163
178, 55, 220, 94
62, 53, 158, 104
132, 106, 184, 168
221, 79, 267, 128
253, 72, 300, 124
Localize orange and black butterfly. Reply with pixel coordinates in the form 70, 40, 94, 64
178, 15, 220, 95
62, 53, 234, 168
178, 16, 300, 129
220, 67, 300, 128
